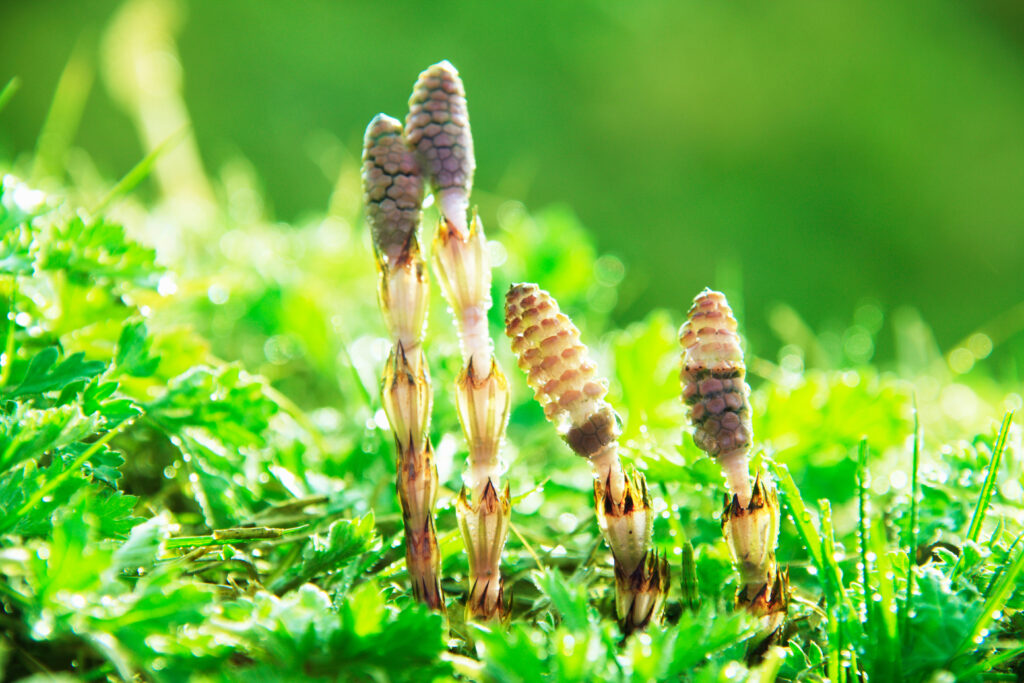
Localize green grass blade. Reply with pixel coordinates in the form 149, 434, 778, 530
963, 411, 1013, 545
869, 517, 901, 675
91, 125, 189, 216
956, 643, 1024, 680
952, 535, 1024, 661
680, 540, 700, 612
32, 38, 94, 181
856, 439, 871, 620
768, 459, 824, 569
770, 459, 863, 676
902, 400, 921, 641
819, 500, 864, 660
819, 499, 844, 682
983, 531, 1024, 599
0, 77, 20, 115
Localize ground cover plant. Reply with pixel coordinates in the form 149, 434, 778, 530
3, 8, 1024, 682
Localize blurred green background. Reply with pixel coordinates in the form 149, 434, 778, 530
2, 0, 1024, 362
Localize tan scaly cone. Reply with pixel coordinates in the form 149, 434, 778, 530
679, 289, 787, 648
505, 283, 669, 634
406, 61, 511, 621
362, 113, 444, 611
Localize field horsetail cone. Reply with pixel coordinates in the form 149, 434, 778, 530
409, 61, 512, 621
680, 289, 787, 652
362, 113, 444, 611
406, 60, 475, 238
506, 283, 669, 634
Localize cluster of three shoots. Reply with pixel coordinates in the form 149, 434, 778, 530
362, 61, 511, 620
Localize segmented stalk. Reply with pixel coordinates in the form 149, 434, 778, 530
506, 283, 669, 634
410, 62, 511, 621
362, 114, 443, 611
680, 288, 787, 650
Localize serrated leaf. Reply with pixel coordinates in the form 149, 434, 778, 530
233, 582, 449, 681
91, 494, 141, 540
114, 320, 160, 378
148, 364, 278, 450
3, 348, 106, 399
532, 569, 593, 632
32, 215, 161, 290
270, 513, 379, 595
0, 403, 103, 471
0, 457, 87, 536
69, 442, 125, 488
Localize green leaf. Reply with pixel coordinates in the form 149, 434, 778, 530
82, 379, 143, 428
148, 364, 279, 450
0, 457, 86, 536
87, 490, 142, 540
0, 403, 103, 471
532, 569, 593, 632
70, 442, 125, 488
226, 582, 450, 681
269, 513, 379, 595
32, 216, 161, 290
114, 319, 160, 378
110, 515, 167, 575
3, 348, 106, 399
902, 567, 984, 677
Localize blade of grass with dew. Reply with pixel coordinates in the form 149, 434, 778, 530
0, 279, 17, 389
964, 412, 1014, 544
819, 499, 863, 680
902, 398, 921, 641
856, 439, 871, 621
983, 531, 1024, 599
869, 517, 901, 678
681, 540, 700, 612
0, 77, 20, 115
950, 536, 1024, 663
956, 643, 1024, 681
91, 125, 189, 215
768, 459, 824, 569
952, 411, 1014, 580
31, 38, 94, 182
771, 459, 860, 676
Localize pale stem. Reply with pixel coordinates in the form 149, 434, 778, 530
461, 305, 491, 375
590, 444, 626, 504
719, 449, 752, 508
438, 187, 469, 236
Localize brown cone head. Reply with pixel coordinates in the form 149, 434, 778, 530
405, 60, 475, 196
505, 283, 618, 458
361, 114, 424, 264
679, 288, 753, 458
